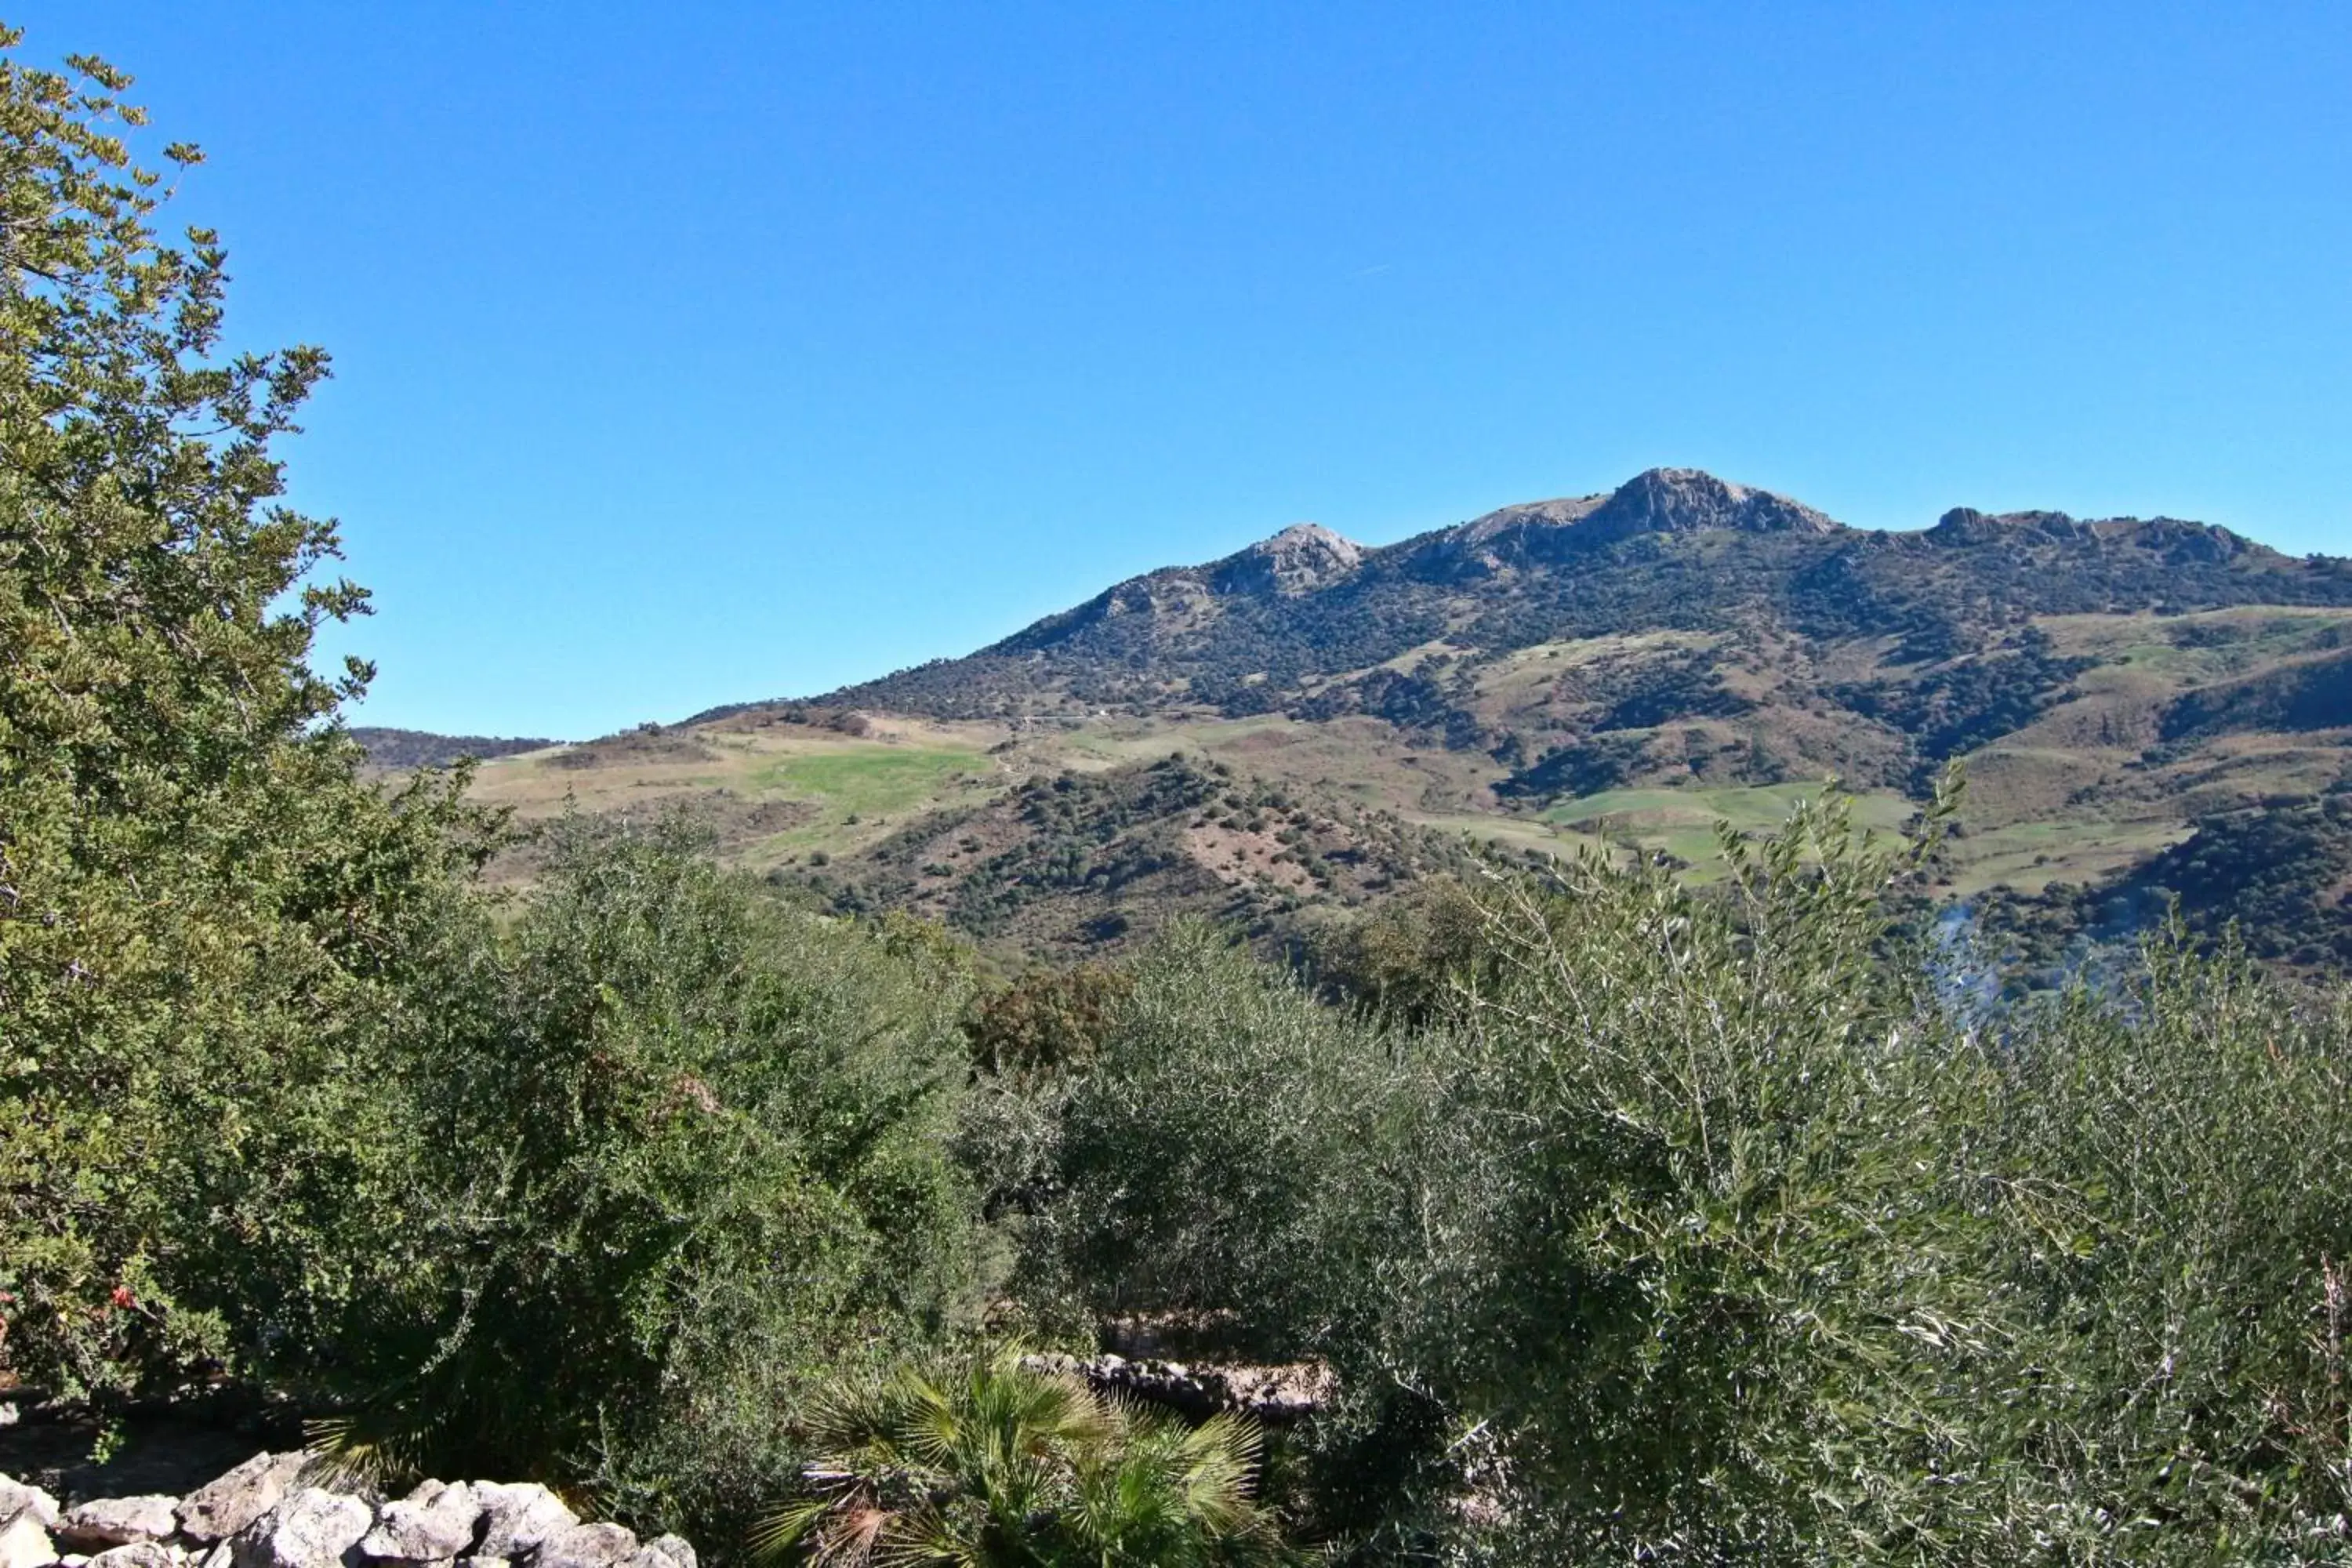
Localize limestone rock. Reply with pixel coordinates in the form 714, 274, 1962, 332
0, 1515, 56, 1568
358, 1482, 477, 1565
534, 1523, 638, 1568
231, 1488, 371, 1568
466, 1487, 574, 1563
89, 1546, 184, 1568
180, 1455, 310, 1544
0, 1478, 60, 1533
634, 1537, 693, 1568
62, 1497, 180, 1549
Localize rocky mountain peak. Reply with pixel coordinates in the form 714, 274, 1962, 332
1584, 467, 1842, 538
1926, 506, 2267, 564
1209, 521, 1365, 597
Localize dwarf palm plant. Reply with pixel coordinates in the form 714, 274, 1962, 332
756, 1348, 1294, 1566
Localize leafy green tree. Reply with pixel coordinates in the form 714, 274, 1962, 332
759, 1347, 1294, 1566
1044, 922, 1413, 1363
0, 31, 488, 1396
314, 818, 989, 1539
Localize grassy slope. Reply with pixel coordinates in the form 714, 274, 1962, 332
455, 604, 2352, 962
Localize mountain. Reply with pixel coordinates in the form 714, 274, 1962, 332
462, 469, 2352, 969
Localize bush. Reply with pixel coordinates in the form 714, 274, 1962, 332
312, 818, 989, 1541
760, 1347, 1294, 1566
1040, 923, 1413, 1363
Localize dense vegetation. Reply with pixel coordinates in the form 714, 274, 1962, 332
349, 727, 559, 770
1977, 771, 2352, 976
789, 753, 1473, 962
9, 34, 2352, 1568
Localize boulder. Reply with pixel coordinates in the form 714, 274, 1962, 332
180, 1455, 310, 1544
466, 1487, 574, 1563
358, 1482, 477, 1565
0, 1516, 56, 1568
0, 1478, 60, 1533
62, 1497, 180, 1549
534, 1523, 638, 1568
89, 1547, 183, 1568
231, 1489, 372, 1568
637, 1538, 694, 1568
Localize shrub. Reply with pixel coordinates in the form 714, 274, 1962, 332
313, 818, 989, 1541
758, 1347, 1294, 1567
1040, 923, 1412, 1363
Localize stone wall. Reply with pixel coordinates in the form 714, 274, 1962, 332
0, 1456, 692, 1568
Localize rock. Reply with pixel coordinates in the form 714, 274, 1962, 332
358, 1483, 477, 1565
535, 1523, 638, 1568
89, 1547, 183, 1568
63, 1497, 180, 1549
0, 1478, 60, 1533
466, 1487, 574, 1562
231, 1488, 372, 1568
180, 1455, 310, 1544
0, 1515, 56, 1568
628, 1537, 692, 1568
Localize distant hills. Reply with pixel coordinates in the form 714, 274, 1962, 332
405, 469, 2352, 971
350, 728, 558, 771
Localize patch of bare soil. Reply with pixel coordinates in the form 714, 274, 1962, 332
1183, 823, 1313, 891
0, 1392, 299, 1507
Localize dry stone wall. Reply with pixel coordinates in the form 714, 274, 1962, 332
0, 1457, 692, 1568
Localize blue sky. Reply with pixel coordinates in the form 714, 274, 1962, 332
18, 2, 2352, 738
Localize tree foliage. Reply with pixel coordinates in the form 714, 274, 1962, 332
0, 33, 489, 1395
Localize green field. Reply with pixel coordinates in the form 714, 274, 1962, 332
753, 745, 989, 817
1544, 783, 1916, 870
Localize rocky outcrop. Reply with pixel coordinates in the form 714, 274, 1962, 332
1409, 467, 1841, 580
0, 1461, 695, 1568
1023, 1352, 1333, 1426
1207, 523, 1365, 597
1581, 466, 1839, 541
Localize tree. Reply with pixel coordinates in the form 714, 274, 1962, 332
0, 31, 488, 1394
313, 818, 989, 1534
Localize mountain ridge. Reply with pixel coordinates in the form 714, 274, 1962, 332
453, 467, 2351, 971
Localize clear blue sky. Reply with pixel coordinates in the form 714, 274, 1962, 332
17, 2, 2352, 738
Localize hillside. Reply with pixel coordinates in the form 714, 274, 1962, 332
350, 727, 560, 771
463, 469, 2352, 967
